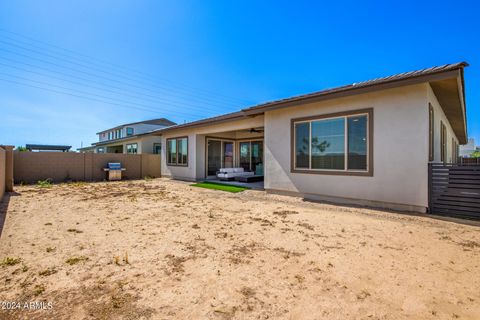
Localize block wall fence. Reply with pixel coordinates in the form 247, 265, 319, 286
13, 152, 161, 184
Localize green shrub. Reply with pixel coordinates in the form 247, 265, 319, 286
37, 179, 53, 188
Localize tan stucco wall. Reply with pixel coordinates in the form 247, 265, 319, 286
132, 135, 162, 154
14, 152, 161, 183
427, 84, 459, 163
94, 136, 162, 154
264, 84, 430, 212
160, 115, 264, 181
0, 148, 5, 202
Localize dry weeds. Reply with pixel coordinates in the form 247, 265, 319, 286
0, 178, 479, 319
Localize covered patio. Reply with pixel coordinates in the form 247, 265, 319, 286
201, 126, 264, 184
159, 112, 265, 183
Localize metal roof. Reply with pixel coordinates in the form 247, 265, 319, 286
26, 144, 72, 151
146, 111, 245, 135
96, 118, 177, 134
91, 135, 142, 146
149, 62, 468, 136
241, 62, 468, 113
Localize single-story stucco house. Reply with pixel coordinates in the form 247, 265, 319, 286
147, 62, 468, 213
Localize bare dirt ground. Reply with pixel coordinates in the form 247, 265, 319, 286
0, 178, 479, 320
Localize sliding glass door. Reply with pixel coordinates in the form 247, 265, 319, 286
239, 142, 251, 171
239, 140, 264, 174
207, 139, 235, 177
207, 140, 222, 176
223, 142, 234, 168
251, 141, 263, 174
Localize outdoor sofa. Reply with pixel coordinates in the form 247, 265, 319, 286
216, 168, 255, 181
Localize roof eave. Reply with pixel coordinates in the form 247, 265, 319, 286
144, 114, 247, 135
429, 70, 468, 144
92, 135, 140, 146
457, 69, 468, 144
242, 68, 464, 116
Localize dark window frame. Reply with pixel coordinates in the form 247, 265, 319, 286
429, 104, 434, 161
452, 138, 457, 163
153, 143, 161, 154
237, 139, 264, 172
166, 136, 188, 166
440, 121, 447, 163
290, 108, 373, 176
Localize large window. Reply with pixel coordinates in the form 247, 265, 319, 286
126, 127, 134, 136
292, 109, 372, 175
347, 115, 368, 170
126, 143, 138, 154
311, 118, 345, 170
167, 137, 188, 166
429, 104, 434, 161
294, 123, 309, 168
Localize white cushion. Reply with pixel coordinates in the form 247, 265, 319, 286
233, 168, 244, 173
219, 168, 235, 173
218, 172, 255, 179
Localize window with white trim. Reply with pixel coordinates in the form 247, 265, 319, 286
126, 143, 138, 154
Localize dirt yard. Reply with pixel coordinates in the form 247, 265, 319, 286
0, 178, 479, 319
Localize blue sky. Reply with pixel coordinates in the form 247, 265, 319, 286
0, 0, 479, 149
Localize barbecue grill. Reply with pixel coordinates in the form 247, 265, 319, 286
103, 162, 126, 181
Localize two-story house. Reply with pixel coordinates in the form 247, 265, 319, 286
459, 138, 477, 158
78, 118, 176, 154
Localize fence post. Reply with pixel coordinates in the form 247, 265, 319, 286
2, 145, 14, 192
427, 163, 432, 214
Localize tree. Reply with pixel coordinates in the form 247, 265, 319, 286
15, 146, 28, 152
311, 138, 330, 153
471, 151, 480, 158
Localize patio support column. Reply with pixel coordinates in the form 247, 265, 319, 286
2, 145, 14, 192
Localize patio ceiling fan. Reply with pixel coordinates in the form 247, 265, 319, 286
249, 127, 264, 133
